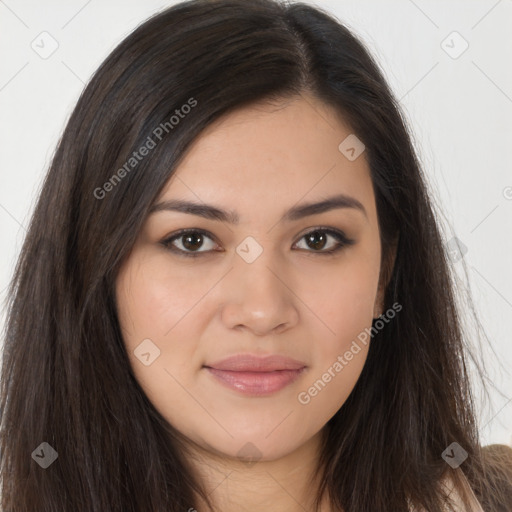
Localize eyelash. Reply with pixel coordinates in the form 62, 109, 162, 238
160, 227, 355, 258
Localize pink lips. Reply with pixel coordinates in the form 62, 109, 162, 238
203, 354, 307, 396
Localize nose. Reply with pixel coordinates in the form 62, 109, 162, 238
220, 250, 300, 337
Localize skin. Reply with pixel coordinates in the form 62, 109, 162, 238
116, 92, 387, 512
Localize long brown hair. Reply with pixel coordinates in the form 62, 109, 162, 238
1, 0, 510, 510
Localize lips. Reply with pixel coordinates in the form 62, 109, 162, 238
205, 354, 306, 372
203, 354, 307, 396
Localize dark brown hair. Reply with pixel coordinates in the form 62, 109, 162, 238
1, 0, 510, 510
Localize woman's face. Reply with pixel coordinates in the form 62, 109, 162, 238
115, 93, 383, 462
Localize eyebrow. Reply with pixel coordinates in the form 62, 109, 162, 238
148, 193, 367, 223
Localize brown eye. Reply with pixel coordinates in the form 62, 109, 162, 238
294, 228, 355, 254
305, 230, 329, 250
161, 227, 355, 259
181, 232, 205, 251
161, 229, 219, 257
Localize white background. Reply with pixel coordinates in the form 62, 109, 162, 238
0, 0, 511, 447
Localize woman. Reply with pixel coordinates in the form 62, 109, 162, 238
1, 0, 510, 510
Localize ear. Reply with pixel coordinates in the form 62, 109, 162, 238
373, 233, 399, 319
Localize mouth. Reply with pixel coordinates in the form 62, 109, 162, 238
204, 367, 307, 395
203, 353, 307, 396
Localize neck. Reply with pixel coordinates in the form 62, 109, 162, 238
182, 428, 332, 512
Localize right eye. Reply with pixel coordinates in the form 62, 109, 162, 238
160, 229, 221, 258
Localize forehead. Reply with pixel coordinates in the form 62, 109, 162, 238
156, 94, 376, 225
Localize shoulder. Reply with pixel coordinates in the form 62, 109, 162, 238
408, 469, 484, 512
438, 469, 484, 512
409, 445, 512, 511
440, 444, 512, 512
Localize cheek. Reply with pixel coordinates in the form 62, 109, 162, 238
309, 254, 380, 344
116, 251, 203, 341
115, 252, 206, 388
297, 343, 368, 425
297, 253, 379, 412
297, 279, 374, 419
115, 254, 209, 430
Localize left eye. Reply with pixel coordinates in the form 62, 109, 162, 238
161, 228, 355, 258
294, 228, 354, 253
